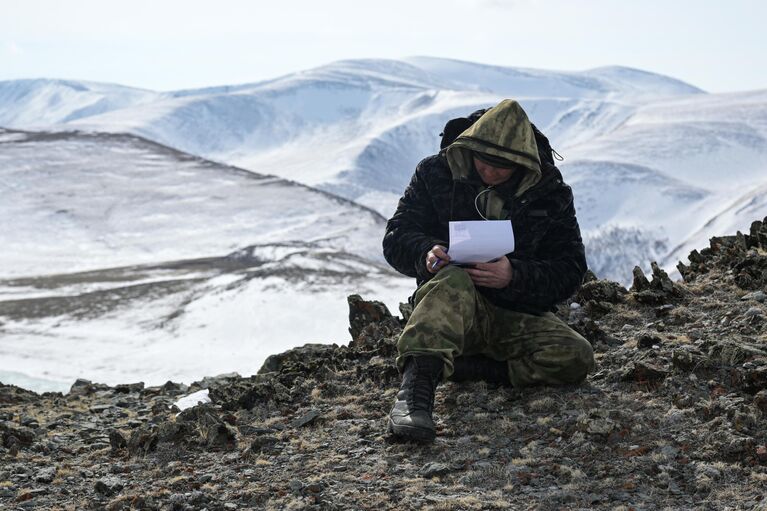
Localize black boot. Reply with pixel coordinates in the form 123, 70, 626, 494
388, 356, 443, 442
449, 354, 511, 386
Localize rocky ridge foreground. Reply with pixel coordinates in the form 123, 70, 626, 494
2, 219, 767, 510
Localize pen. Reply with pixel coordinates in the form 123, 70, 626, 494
430, 257, 441, 271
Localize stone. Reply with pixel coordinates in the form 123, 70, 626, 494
114, 382, 145, 394
637, 332, 662, 349
290, 409, 321, 428
34, 467, 56, 483
741, 290, 767, 302
109, 430, 127, 451
1, 421, 36, 447
631, 266, 651, 292
69, 379, 94, 396
620, 362, 668, 382
94, 477, 124, 497
419, 462, 452, 478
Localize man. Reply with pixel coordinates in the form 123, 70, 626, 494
382, 99, 595, 442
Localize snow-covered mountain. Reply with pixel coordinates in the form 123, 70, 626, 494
0, 128, 411, 390
5, 57, 754, 284
2, 57, 766, 391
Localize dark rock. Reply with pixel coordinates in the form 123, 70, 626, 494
290, 409, 321, 428
19, 416, 39, 429
0, 384, 39, 405
672, 346, 708, 371
1, 421, 36, 447
419, 462, 452, 478
754, 390, 767, 414
247, 435, 279, 454
637, 332, 662, 349
740, 290, 767, 303
109, 430, 127, 452
127, 427, 158, 456
620, 362, 668, 382
348, 294, 401, 345
175, 404, 237, 449
90, 404, 114, 414
114, 382, 145, 394
576, 279, 627, 304
94, 476, 124, 497
68, 378, 107, 396
161, 381, 189, 395
631, 266, 651, 292
258, 344, 339, 375
34, 467, 56, 483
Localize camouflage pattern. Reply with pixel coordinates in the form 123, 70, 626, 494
446, 99, 542, 198
396, 266, 595, 387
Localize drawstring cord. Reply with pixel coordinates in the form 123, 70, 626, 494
552, 148, 564, 161
474, 186, 494, 221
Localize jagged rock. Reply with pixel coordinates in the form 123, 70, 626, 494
109, 430, 127, 452
94, 477, 124, 497
631, 266, 651, 292
741, 291, 767, 303
127, 427, 158, 456
577, 412, 618, 436
113, 382, 144, 394
620, 361, 668, 382
637, 332, 662, 349
290, 409, 321, 428
0, 384, 39, 405
754, 391, 767, 414
632, 262, 687, 304
419, 462, 452, 478
34, 467, 56, 483
576, 279, 627, 304
258, 344, 340, 375
1, 421, 36, 447
175, 403, 237, 449
348, 294, 401, 349
161, 381, 189, 395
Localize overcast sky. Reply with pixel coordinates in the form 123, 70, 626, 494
1, 0, 764, 93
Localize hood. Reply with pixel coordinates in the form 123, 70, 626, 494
445, 99, 542, 197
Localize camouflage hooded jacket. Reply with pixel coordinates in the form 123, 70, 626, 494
382, 99, 587, 315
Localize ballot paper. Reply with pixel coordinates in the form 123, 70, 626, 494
448, 220, 515, 264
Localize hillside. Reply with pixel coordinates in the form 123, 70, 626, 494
0, 128, 411, 391
2, 218, 766, 510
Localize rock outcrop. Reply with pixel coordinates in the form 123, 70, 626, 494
1, 218, 767, 510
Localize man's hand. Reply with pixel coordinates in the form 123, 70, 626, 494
466, 257, 513, 288
426, 245, 450, 274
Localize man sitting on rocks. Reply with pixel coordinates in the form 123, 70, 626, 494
382, 99, 595, 442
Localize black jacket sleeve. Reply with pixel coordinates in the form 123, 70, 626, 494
383, 159, 447, 281
493, 191, 587, 313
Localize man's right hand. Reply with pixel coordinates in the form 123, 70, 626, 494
426, 245, 450, 274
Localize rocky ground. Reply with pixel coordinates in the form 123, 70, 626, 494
2, 219, 767, 511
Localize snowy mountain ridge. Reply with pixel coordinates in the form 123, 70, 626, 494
1, 57, 765, 285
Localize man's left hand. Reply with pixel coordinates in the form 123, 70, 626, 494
465, 257, 513, 289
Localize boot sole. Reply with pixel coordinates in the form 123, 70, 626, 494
387, 418, 436, 442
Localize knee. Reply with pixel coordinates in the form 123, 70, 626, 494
431, 265, 473, 289
560, 337, 595, 383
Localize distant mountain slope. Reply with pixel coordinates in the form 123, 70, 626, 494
561, 89, 767, 281
1, 58, 764, 284
0, 128, 411, 389
0, 128, 386, 278
0, 78, 159, 128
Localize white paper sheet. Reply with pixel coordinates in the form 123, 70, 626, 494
448, 220, 515, 264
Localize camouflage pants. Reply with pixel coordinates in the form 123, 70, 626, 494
396, 266, 595, 387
